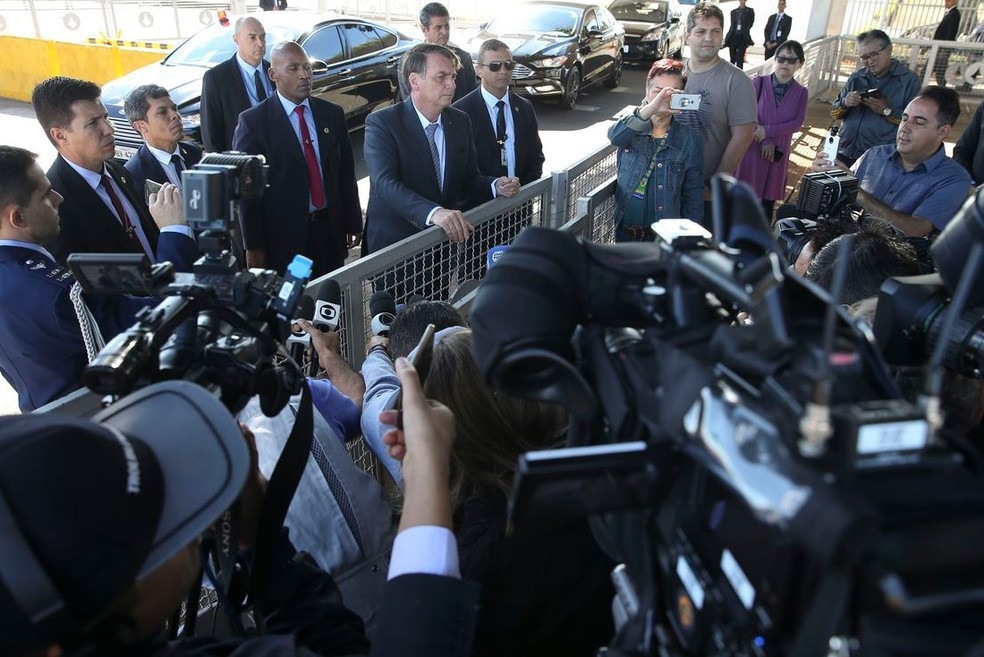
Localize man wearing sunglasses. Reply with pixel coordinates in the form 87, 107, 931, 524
453, 39, 542, 280
830, 30, 920, 167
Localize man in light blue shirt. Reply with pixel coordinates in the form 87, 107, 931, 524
814, 86, 973, 236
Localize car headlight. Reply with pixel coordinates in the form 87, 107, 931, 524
530, 54, 569, 68
640, 30, 660, 42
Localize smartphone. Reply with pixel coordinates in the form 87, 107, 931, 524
396, 323, 436, 424
822, 127, 840, 163
670, 93, 702, 111
144, 179, 163, 206
859, 88, 882, 99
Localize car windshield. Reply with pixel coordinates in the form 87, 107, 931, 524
487, 5, 581, 37
164, 23, 301, 67
609, 0, 668, 23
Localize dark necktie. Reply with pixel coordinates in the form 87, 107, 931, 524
254, 69, 267, 102
495, 100, 508, 177
294, 105, 326, 209
425, 122, 442, 191
99, 173, 137, 242
772, 14, 781, 41
170, 153, 184, 175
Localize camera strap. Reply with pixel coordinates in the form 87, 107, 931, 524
244, 379, 314, 615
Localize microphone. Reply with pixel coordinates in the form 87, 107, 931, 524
287, 295, 314, 368
369, 291, 397, 337
313, 279, 342, 332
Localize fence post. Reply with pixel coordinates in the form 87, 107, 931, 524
550, 168, 569, 228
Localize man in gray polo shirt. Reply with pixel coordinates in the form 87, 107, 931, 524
674, 2, 757, 227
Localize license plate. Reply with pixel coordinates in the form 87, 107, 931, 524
622, 45, 629, 53
114, 145, 137, 161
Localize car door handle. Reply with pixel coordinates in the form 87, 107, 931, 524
387, 55, 402, 63
335, 68, 353, 76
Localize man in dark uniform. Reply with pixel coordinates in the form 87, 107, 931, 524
398, 2, 477, 103
933, 0, 961, 87
0, 146, 197, 412
32, 76, 169, 265
232, 41, 363, 277
453, 38, 544, 279
724, 0, 755, 69
762, 0, 791, 60
201, 16, 273, 152
123, 84, 203, 193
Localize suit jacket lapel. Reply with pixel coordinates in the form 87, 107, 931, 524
54, 156, 120, 233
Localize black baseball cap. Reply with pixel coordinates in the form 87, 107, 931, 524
0, 381, 250, 653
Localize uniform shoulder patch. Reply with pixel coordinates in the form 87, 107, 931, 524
21, 258, 75, 285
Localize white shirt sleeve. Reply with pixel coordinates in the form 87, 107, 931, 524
387, 525, 460, 580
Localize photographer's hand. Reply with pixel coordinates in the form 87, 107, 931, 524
379, 357, 455, 531
148, 182, 186, 228
638, 86, 679, 122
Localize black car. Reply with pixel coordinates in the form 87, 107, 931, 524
100, 12, 415, 159
609, 0, 683, 63
468, 1, 625, 110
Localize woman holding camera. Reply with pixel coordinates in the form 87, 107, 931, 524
736, 40, 808, 222
608, 59, 703, 242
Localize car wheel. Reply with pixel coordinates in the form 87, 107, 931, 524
561, 67, 581, 110
604, 53, 622, 88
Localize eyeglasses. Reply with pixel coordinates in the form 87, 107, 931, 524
858, 45, 887, 63
482, 60, 516, 72
775, 55, 799, 64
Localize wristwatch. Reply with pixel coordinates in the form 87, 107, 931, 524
882, 107, 892, 117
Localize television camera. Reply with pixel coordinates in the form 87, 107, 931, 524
469, 177, 984, 656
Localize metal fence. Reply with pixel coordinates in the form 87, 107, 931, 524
312, 144, 616, 368
837, 0, 981, 40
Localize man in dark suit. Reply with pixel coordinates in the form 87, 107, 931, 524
933, 0, 961, 87
398, 2, 477, 104
0, 146, 197, 411
453, 38, 544, 279
31, 77, 192, 265
200, 17, 273, 152
123, 84, 203, 192
364, 43, 519, 301
724, 0, 755, 69
763, 0, 791, 60
232, 41, 362, 278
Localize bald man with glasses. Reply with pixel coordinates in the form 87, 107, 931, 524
830, 29, 920, 167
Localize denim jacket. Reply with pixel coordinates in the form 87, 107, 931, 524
608, 111, 704, 226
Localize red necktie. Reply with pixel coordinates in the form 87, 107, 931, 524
294, 105, 326, 209
100, 173, 138, 242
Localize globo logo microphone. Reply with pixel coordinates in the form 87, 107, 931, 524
488, 245, 509, 269
318, 304, 338, 322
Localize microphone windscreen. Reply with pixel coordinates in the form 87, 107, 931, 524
297, 295, 315, 321
370, 290, 397, 318
775, 203, 800, 221
318, 278, 342, 306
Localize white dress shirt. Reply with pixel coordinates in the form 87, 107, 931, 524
237, 54, 272, 107
480, 86, 516, 178
146, 144, 184, 188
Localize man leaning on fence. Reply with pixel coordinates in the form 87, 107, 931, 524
362, 43, 518, 302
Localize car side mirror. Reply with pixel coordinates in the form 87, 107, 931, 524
670, 16, 680, 24
310, 58, 329, 74
587, 28, 604, 38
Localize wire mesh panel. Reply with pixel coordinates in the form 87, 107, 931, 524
565, 147, 618, 221
590, 195, 618, 245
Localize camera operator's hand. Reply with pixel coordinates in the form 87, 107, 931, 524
346, 232, 362, 249
810, 148, 836, 173
842, 90, 863, 108
432, 209, 473, 243
246, 248, 267, 269
148, 182, 186, 228
379, 357, 455, 530
296, 318, 366, 405
234, 423, 268, 551
638, 85, 679, 122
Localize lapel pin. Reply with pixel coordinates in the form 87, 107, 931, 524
323, 127, 329, 134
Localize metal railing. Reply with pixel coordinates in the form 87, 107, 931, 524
312, 144, 616, 368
